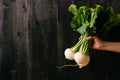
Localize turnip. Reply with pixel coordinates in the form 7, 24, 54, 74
73, 33, 91, 68
64, 48, 74, 60
74, 52, 90, 68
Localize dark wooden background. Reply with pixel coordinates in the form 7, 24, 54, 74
0, 0, 120, 80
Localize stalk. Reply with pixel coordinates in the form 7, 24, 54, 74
79, 33, 92, 55
72, 39, 83, 53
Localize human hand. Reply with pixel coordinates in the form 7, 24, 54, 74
86, 36, 104, 50
80, 36, 120, 53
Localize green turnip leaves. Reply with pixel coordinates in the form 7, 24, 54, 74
68, 4, 120, 36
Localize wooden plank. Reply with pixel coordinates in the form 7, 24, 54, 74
1, 0, 32, 80
0, 0, 3, 78
0, 0, 3, 66
2, 0, 14, 80
10, 0, 32, 80
31, 0, 57, 80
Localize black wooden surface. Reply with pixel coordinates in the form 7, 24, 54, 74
0, 0, 120, 80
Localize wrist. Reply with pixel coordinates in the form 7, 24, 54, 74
100, 41, 108, 51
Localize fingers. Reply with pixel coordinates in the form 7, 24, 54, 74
79, 35, 98, 41
79, 36, 94, 40
87, 36, 98, 40
86, 36, 93, 40
79, 36, 83, 40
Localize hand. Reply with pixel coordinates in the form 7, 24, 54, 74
80, 36, 120, 53
87, 36, 104, 50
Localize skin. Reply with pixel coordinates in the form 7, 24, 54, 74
87, 36, 120, 53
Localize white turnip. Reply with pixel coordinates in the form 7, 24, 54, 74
64, 48, 74, 60
74, 51, 90, 68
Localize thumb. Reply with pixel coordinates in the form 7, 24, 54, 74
86, 36, 93, 40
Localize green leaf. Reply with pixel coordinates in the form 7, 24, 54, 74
68, 4, 78, 15
68, 4, 120, 36
71, 14, 82, 31
102, 14, 120, 34
89, 5, 103, 28
77, 21, 89, 34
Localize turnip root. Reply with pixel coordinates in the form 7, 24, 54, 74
74, 52, 90, 68
64, 48, 74, 60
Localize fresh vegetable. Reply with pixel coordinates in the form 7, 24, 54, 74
64, 48, 74, 60
64, 4, 120, 68
74, 52, 90, 68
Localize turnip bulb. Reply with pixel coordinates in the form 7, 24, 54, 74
74, 52, 90, 68
64, 48, 74, 60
